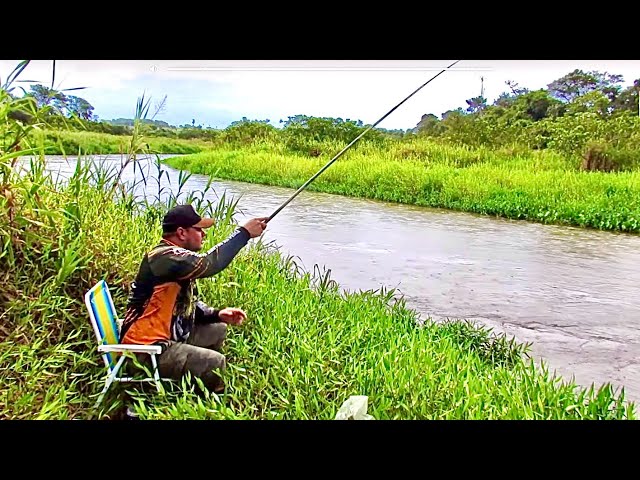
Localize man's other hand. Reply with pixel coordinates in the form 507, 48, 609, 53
219, 307, 247, 325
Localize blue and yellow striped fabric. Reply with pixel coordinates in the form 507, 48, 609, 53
89, 280, 121, 370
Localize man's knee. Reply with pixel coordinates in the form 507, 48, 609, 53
189, 322, 227, 350
212, 322, 227, 341
158, 343, 226, 391
189, 349, 226, 391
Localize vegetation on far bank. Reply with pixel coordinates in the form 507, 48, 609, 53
165, 140, 640, 233
29, 129, 208, 155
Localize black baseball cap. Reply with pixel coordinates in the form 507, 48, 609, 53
162, 204, 215, 233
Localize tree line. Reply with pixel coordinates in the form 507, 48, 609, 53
11, 68, 640, 167
414, 69, 640, 160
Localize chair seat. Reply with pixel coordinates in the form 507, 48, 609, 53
98, 344, 162, 355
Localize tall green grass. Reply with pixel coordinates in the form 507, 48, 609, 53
165, 140, 640, 233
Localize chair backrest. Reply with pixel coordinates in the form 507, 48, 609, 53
84, 280, 121, 371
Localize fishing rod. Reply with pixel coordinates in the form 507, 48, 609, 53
265, 59, 461, 223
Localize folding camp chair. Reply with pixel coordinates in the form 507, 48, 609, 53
84, 279, 163, 409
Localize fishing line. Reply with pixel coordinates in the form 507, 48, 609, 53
265, 59, 461, 223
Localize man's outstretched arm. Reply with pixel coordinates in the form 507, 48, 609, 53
149, 217, 267, 282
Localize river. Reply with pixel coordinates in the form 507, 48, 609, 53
27, 154, 640, 405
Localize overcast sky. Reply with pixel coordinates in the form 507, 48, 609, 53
2, 60, 639, 130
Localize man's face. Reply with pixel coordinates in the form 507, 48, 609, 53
177, 226, 206, 251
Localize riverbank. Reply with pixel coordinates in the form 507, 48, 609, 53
31, 130, 640, 235
29, 129, 210, 155
1, 154, 635, 419
163, 141, 640, 234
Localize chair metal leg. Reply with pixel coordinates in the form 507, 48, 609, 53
93, 382, 110, 410
93, 356, 126, 410
150, 354, 162, 392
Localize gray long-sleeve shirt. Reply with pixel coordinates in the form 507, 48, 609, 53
121, 227, 250, 347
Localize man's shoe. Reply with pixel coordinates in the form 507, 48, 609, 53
125, 406, 140, 420
213, 381, 225, 394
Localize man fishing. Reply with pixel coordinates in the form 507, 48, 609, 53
119, 61, 459, 399
120, 203, 268, 393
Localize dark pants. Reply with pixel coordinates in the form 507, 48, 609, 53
134, 323, 228, 392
